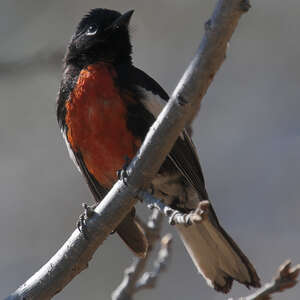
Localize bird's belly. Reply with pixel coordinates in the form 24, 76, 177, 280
65, 63, 141, 188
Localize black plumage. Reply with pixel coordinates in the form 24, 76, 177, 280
57, 8, 260, 292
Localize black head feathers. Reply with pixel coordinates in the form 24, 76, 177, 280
75, 9, 122, 36
65, 8, 134, 67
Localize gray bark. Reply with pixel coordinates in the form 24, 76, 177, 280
5, 1, 250, 299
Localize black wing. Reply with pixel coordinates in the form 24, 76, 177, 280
124, 66, 208, 200
74, 150, 148, 257
169, 132, 208, 199
74, 151, 108, 201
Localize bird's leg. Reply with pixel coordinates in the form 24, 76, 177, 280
117, 155, 131, 185
77, 203, 97, 239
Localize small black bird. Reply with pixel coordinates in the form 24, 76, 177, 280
57, 8, 260, 293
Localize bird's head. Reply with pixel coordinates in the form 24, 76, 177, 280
65, 8, 134, 67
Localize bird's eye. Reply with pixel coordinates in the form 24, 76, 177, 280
86, 24, 98, 36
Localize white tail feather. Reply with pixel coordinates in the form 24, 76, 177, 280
176, 216, 260, 293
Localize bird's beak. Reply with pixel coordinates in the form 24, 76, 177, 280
112, 10, 134, 28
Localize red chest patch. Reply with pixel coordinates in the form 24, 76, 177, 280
65, 63, 141, 188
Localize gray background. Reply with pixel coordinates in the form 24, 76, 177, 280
0, 0, 299, 299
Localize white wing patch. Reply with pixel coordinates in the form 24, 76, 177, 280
139, 87, 185, 140
61, 129, 81, 173
139, 87, 165, 117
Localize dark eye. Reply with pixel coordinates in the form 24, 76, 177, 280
86, 24, 98, 36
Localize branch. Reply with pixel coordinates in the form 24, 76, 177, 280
139, 190, 209, 225
112, 209, 172, 300
238, 260, 300, 300
135, 234, 172, 292
5, 1, 250, 299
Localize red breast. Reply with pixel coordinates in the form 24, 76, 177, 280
65, 63, 141, 188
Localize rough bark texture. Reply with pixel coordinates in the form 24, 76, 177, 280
5, 1, 250, 299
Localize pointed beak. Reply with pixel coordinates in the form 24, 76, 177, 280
112, 10, 134, 28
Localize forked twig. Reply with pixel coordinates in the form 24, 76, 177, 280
5, 1, 252, 298
112, 209, 173, 300
231, 260, 300, 300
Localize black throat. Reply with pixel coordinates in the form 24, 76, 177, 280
65, 44, 133, 69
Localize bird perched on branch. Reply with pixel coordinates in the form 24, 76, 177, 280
57, 8, 260, 293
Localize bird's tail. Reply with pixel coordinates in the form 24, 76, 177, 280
117, 210, 148, 258
176, 204, 261, 293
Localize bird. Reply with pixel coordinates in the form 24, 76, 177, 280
56, 8, 261, 293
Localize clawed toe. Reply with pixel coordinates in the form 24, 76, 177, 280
77, 203, 96, 239
117, 156, 131, 185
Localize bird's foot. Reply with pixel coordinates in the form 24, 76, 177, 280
117, 155, 131, 185
77, 203, 97, 239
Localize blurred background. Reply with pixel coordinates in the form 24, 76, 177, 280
0, 0, 299, 299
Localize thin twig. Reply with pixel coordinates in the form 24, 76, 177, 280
5, 1, 250, 299
135, 234, 172, 292
138, 190, 210, 225
112, 209, 172, 300
237, 260, 300, 300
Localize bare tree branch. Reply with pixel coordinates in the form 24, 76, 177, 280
135, 234, 172, 292
5, 1, 250, 299
112, 209, 172, 300
139, 190, 210, 225
236, 260, 300, 300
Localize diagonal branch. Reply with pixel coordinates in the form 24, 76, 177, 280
5, 1, 250, 299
